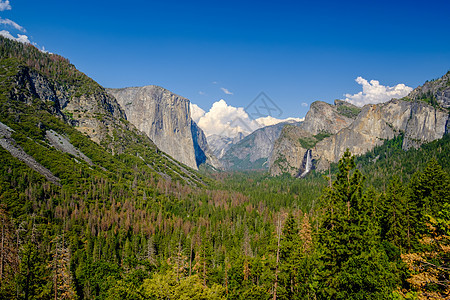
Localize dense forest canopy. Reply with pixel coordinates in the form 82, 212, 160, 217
0, 38, 449, 300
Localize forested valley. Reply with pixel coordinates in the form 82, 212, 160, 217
0, 37, 449, 300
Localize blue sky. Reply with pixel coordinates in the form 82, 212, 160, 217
2, 0, 450, 119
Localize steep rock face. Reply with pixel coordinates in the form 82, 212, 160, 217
269, 125, 310, 176
314, 99, 448, 167
408, 71, 450, 108
269, 101, 359, 176
107, 86, 214, 170
191, 121, 222, 169
221, 122, 299, 170
301, 100, 359, 135
15, 66, 127, 146
207, 133, 245, 160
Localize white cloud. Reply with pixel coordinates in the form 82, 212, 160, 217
195, 99, 260, 137
0, 0, 11, 11
255, 115, 303, 127
0, 18, 25, 32
192, 99, 303, 138
344, 76, 413, 107
0, 30, 30, 44
220, 87, 233, 95
301, 102, 308, 107
198, 91, 205, 95
189, 103, 206, 124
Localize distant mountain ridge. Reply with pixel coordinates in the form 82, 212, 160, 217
219, 121, 301, 170
269, 72, 450, 176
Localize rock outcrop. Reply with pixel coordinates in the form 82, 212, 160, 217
269, 100, 359, 176
16, 67, 126, 145
207, 133, 245, 160
269, 125, 311, 176
301, 100, 359, 135
314, 99, 448, 165
221, 122, 300, 171
269, 73, 450, 176
408, 71, 450, 108
107, 86, 218, 170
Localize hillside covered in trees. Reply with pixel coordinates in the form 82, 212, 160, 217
0, 38, 449, 300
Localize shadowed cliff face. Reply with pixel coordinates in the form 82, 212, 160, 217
107, 86, 219, 170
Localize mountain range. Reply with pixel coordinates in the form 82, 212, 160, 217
0, 35, 448, 182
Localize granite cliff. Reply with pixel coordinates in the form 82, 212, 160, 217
269, 73, 450, 176
269, 100, 359, 176
107, 86, 218, 170
220, 122, 301, 171
0, 37, 205, 185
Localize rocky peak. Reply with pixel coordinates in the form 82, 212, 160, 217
301, 100, 358, 135
408, 71, 450, 108
269, 72, 450, 176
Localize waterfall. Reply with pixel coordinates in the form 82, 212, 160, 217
298, 149, 312, 178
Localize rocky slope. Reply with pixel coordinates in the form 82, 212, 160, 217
107, 86, 218, 170
0, 37, 205, 186
408, 71, 450, 108
220, 122, 301, 170
269, 100, 359, 176
314, 99, 448, 167
207, 133, 245, 160
301, 100, 360, 135
269, 74, 450, 176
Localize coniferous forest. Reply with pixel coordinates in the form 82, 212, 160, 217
0, 38, 450, 300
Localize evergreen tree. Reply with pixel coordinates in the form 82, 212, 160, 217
381, 177, 413, 251
317, 150, 398, 299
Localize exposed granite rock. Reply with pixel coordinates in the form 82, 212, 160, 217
269, 100, 359, 176
314, 99, 448, 169
15, 66, 127, 146
221, 122, 300, 171
207, 133, 245, 160
191, 121, 222, 170
408, 71, 450, 108
107, 85, 197, 169
269, 88, 449, 176
301, 100, 359, 135
268, 125, 311, 176
46, 129, 93, 165
107, 85, 217, 170
0, 121, 61, 186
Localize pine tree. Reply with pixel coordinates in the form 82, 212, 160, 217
317, 150, 398, 299
410, 158, 450, 222
278, 213, 298, 300
381, 176, 414, 251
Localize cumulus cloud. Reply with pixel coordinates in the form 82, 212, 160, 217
255, 115, 304, 127
195, 99, 259, 137
0, 18, 25, 32
344, 77, 413, 107
0, 30, 30, 44
220, 87, 233, 95
189, 103, 206, 124
0, 0, 11, 11
192, 100, 302, 138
